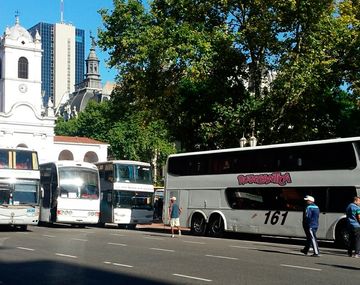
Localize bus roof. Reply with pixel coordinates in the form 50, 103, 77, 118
96, 160, 151, 166
168, 136, 360, 158
40, 161, 98, 170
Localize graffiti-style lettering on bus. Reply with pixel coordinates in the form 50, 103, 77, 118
237, 172, 292, 186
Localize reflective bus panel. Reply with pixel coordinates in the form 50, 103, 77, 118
96, 160, 154, 228
39, 161, 100, 225
0, 148, 40, 230
164, 137, 360, 247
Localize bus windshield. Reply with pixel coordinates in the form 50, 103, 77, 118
0, 181, 38, 205
59, 167, 99, 199
113, 190, 153, 210
13, 182, 38, 204
114, 164, 152, 184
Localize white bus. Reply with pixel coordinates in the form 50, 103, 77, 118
96, 160, 154, 228
0, 148, 40, 230
164, 137, 360, 246
39, 161, 100, 226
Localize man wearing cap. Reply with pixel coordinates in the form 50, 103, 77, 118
301, 195, 320, 257
345, 196, 360, 258
168, 196, 182, 238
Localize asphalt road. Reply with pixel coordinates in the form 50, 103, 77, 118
0, 224, 359, 285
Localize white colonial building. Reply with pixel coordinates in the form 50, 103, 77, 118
0, 17, 108, 164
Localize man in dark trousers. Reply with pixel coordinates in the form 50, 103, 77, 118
301, 195, 320, 257
346, 196, 360, 258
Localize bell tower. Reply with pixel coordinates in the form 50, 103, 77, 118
0, 15, 42, 114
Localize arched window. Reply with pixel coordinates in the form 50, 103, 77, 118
58, 150, 74, 160
18, 57, 28, 79
84, 151, 98, 163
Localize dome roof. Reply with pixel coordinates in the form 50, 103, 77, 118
5, 17, 33, 43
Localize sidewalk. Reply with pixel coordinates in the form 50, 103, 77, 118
136, 221, 189, 233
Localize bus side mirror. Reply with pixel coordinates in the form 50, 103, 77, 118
41, 187, 44, 198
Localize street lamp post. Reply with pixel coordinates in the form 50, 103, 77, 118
239, 132, 257, 148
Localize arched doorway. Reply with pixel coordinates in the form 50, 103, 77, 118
84, 151, 98, 163
58, 150, 74, 160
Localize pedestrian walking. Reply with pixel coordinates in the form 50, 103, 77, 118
346, 196, 360, 258
168, 196, 182, 237
301, 195, 320, 257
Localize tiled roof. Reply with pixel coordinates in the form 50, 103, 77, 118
54, 135, 108, 145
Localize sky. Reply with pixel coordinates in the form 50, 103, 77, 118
0, 0, 117, 84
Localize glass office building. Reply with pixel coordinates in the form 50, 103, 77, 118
28, 23, 85, 107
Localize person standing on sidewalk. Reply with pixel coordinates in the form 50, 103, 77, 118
346, 196, 360, 258
301, 195, 320, 257
168, 196, 182, 237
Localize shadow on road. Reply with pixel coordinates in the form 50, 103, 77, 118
0, 260, 173, 285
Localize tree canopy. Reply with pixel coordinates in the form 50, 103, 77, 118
56, 0, 360, 178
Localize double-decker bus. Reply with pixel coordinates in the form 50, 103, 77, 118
96, 160, 154, 229
39, 161, 100, 226
164, 137, 360, 247
0, 148, 40, 230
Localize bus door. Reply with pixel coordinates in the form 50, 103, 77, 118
99, 190, 113, 223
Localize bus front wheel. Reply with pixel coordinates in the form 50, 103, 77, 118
208, 215, 224, 238
191, 214, 206, 236
18, 225, 27, 231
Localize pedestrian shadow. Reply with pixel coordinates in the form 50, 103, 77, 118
255, 249, 299, 256
317, 263, 360, 271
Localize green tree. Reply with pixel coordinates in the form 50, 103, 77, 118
96, 0, 360, 152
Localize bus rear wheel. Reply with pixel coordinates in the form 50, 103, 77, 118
208, 215, 224, 238
191, 214, 206, 236
335, 220, 350, 249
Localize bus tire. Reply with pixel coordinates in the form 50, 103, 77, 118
19, 225, 28, 231
191, 214, 206, 236
335, 220, 350, 249
207, 215, 224, 238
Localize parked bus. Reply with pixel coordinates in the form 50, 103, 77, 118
39, 161, 100, 226
164, 137, 360, 246
96, 160, 154, 228
0, 148, 40, 230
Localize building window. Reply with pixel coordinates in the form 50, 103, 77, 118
18, 57, 28, 79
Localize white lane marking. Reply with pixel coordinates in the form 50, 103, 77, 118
183, 241, 206, 244
173, 273, 212, 282
73, 230, 95, 234
71, 238, 88, 242
43, 234, 55, 238
16, 247, 35, 251
280, 264, 322, 271
55, 253, 78, 259
144, 237, 164, 241
205, 254, 238, 260
104, 261, 133, 268
150, 247, 175, 252
0, 237, 9, 246
108, 242, 127, 246
230, 245, 257, 250
110, 233, 125, 237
